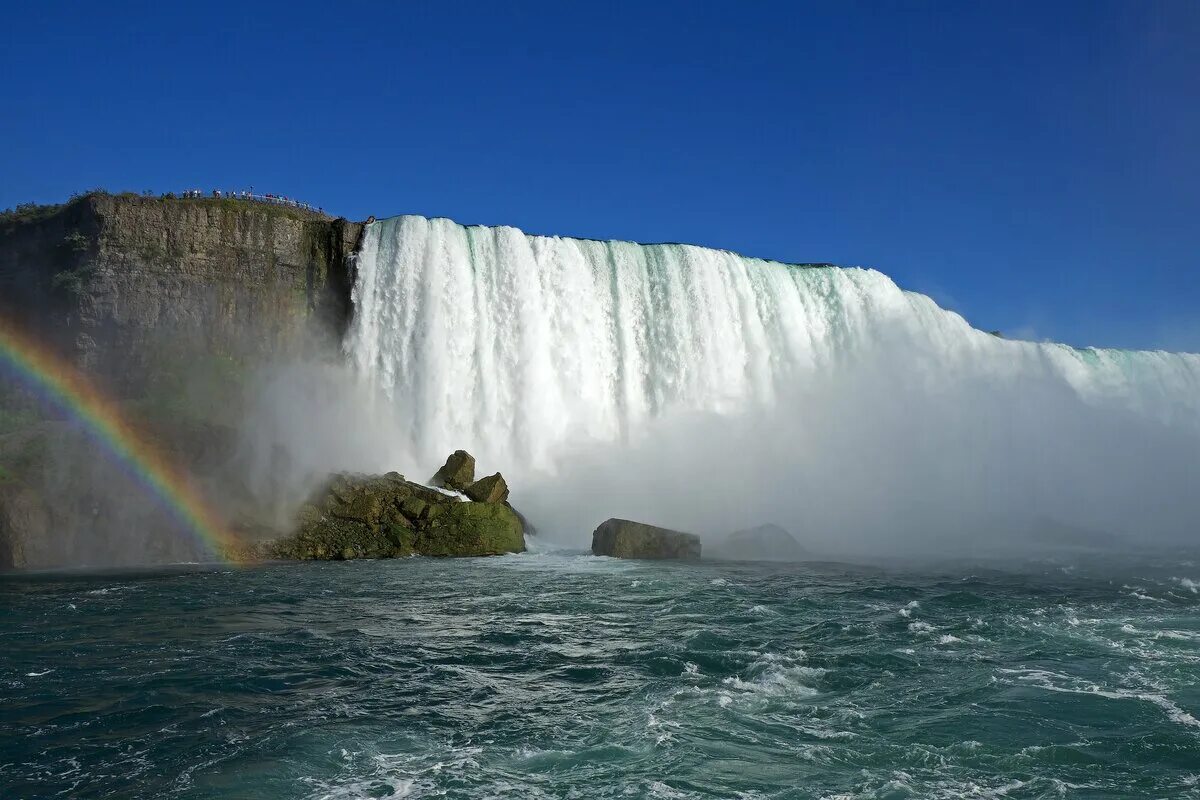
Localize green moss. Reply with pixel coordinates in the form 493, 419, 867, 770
2, 190, 329, 235
270, 472, 526, 561
270, 513, 403, 561
0, 201, 65, 227
420, 502, 525, 557
51, 263, 95, 296
62, 231, 89, 253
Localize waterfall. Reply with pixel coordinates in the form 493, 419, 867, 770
346, 215, 1200, 477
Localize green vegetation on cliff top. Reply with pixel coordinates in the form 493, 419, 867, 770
1, 190, 334, 229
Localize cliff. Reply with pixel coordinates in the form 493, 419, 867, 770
0, 193, 367, 569
0, 192, 363, 392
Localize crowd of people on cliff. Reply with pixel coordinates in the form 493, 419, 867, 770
179, 188, 321, 213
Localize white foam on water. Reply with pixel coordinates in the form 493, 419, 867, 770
86, 586, 129, 596
996, 667, 1200, 730
721, 665, 825, 699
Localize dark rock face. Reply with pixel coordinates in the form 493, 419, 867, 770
591, 518, 701, 560
0, 483, 49, 570
0, 192, 362, 392
0, 421, 232, 570
0, 193, 368, 569
708, 523, 807, 562
430, 450, 475, 491
260, 454, 525, 560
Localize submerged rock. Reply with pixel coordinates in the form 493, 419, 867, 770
591, 518, 701, 560
430, 450, 475, 491
262, 451, 524, 560
708, 523, 807, 562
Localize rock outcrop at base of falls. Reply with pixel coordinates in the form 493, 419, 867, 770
591, 518, 701, 560
257, 454, 526, 561
429, 449, 476, 491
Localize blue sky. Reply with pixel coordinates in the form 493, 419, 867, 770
2, 1, 1197, 351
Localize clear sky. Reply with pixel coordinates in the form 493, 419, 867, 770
2, 1, 1197, 351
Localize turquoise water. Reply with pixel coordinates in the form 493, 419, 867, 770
3, 552, 1199, 799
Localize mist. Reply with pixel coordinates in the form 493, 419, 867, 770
517, 344, 1200, 559
228, 328, 1200, 563
230, 360, 412, 528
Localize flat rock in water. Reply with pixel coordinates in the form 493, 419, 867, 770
591, 518, 701, 560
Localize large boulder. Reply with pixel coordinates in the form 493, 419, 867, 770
708, 523, 807, 562
429, 450, 475, 491
262, 453, 525, 560
465, 472, 509, 504
591, 518, 701, 560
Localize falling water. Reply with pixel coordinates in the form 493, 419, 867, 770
346, 215, 1200, 477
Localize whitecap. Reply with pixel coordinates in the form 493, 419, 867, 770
721, 665, 825, 700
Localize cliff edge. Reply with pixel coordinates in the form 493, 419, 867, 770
0, 192, 363, 391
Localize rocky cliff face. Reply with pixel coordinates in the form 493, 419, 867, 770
0, 193, 363, 391
0, 193, 367, 569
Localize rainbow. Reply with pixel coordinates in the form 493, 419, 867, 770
0, 317, 243, 563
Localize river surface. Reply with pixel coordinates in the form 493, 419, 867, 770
3, 550, 1199, 799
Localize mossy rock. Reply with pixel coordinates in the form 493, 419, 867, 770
419, 501, 525, 557
465, 472, 509, 504
400, 496, 429, 521
266, 466, 525, 560
430, 450, 475, 490
591, 518, 701, 560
